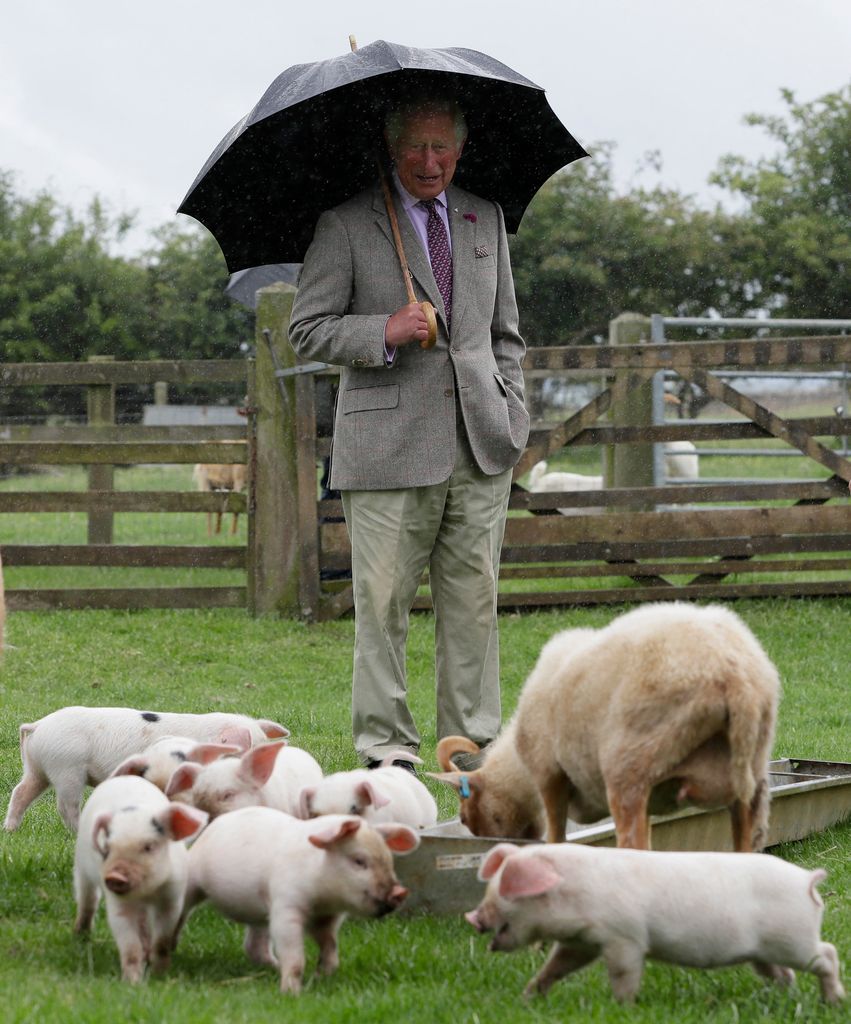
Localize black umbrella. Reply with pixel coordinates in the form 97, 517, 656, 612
224, 263, 301, 309
178, 39, 588, 273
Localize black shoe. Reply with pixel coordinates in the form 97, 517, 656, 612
366, 757, 418, 776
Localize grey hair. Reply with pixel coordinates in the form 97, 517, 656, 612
384, 98, 468, 151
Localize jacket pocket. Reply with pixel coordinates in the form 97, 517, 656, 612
341, 383, 400, 414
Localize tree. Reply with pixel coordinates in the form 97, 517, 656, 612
141, 223, 252, 362
509, 146, 743, 345
710, 84, 851, 318
0, 172, 147, 365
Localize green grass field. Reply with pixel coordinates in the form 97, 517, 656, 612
1, 596, 850, 1023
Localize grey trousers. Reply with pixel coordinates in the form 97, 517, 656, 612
342, 434, 512, 763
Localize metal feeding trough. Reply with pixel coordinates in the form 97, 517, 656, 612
397, 758, 851, 916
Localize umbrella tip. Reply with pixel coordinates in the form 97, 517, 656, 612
349, 34, 358, 52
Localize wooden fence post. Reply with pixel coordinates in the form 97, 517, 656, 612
248, 283, 300, 616
87, 355, 115, 543
607, 313, 654, 507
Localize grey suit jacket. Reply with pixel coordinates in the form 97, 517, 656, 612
288, 182, 529, 490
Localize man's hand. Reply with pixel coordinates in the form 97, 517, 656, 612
385, 302, 430, 348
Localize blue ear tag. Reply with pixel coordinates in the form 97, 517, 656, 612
459, 775, 471, 799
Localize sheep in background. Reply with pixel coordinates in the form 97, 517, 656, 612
665, 439, 699, 481
431, 602, 779, 852
527, 441, 699, 511
527, 463, 602, 492
192, 462, 247, 535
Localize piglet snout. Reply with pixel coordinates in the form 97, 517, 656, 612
104, 871, 132, 895
377, 884, 408, 915
465, 909, 485, 932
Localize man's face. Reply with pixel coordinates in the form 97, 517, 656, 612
388, 110, 465, 201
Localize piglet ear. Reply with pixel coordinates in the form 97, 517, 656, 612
92, 811, 113, 854
498, 854, 561, 901
257, 719, 290, 739
186, 743, 241, 765
478, 843, 521, 881
165, 762, 201, 797
356, 779, 390, 810
109, 756, 149, 779
298, 786, 316, 820
162, 803, 208, 842
239, 741, 286, 786
308, 817, 362, 848
218, 725, 253, 750
374, 823, 420, 854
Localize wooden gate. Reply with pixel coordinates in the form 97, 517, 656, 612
293, 314, 851, 619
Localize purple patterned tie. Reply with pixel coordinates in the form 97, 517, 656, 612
420, 199, 452, 327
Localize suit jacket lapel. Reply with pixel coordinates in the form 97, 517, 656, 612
447, 185, 475, 338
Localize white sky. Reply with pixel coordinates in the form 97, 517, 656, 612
1, 0, 849, 258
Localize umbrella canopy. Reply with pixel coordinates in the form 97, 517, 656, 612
178, 39, 588, 273
224, 263, 301, 309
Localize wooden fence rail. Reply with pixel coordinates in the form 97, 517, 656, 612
1, 298, 850, 616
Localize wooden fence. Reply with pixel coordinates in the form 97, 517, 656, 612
2, 292, 850, 618
299, 306, 851, 619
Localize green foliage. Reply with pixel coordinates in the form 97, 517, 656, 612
142, 223, 252, 362
0, 172, 148, 366
710, 83, 851, 318
510, 146, 742, 345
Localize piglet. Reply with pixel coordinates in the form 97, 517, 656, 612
179, 807, 418, 993
165, 740, 322, 819
73, 774, 208, 983
4, 705, 288, 832
110, 736, 244, 791
466, 842, 845, 1004
298, 752, 437, 829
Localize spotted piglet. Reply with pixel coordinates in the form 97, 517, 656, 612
4, 705, 288, 831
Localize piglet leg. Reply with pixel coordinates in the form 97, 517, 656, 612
270, 906, 307, 994
309, 915, 343, 977
523, 941, 598, 999
602, 938, 645, 1002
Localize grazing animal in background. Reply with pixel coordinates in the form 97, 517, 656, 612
3, 706, 289, 832
166, 740, 323, 820
192, 462, 247, 535
73, 774, 208, 983
525, 463, 604, 516
298, 752, 438, 830
432, 602, 779, 851
178, 808, 419, 994
466, 842, 845, 1005
665, 439, 699, 480
527, 443, 699, 511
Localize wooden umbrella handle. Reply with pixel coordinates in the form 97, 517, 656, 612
350, 35, 436, 348
378, 172, 438, 349
350, 35, 436, 350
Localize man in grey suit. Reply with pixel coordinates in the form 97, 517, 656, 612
288, 96, 529, 768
